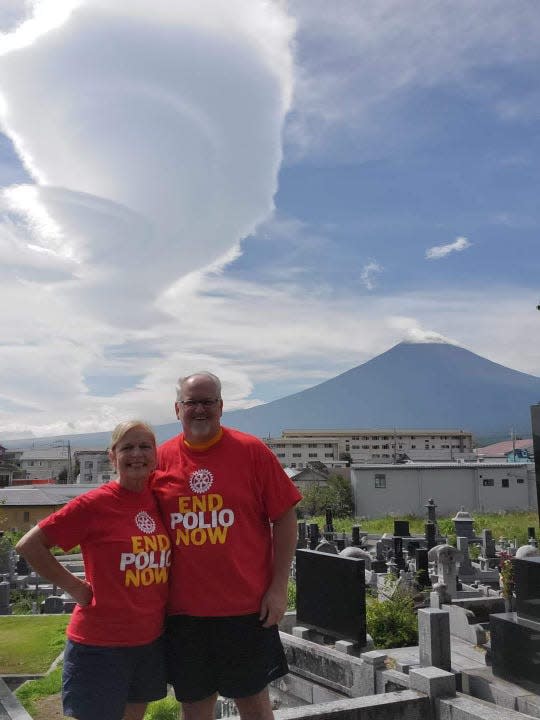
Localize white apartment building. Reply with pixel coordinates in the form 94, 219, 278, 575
19, 447, 72, 481
75, 450, 115, 484
265, 428, 474, 467
351, 462, 536, 517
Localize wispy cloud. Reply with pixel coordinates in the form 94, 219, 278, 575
287, 1, 540, 159
425, 236, 471, 260
360, 261, 383, 290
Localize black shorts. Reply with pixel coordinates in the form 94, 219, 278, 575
165, 614, 289, 702
62, 637, 167, 720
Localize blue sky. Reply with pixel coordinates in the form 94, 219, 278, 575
0, 0, 539, 439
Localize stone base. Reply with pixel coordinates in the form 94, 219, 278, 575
490, 612, 540, 694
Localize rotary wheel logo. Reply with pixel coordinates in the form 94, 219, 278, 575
189, 468, 214, 494
135, 511, 156, 534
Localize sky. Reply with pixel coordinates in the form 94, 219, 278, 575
0, 0, 539, 440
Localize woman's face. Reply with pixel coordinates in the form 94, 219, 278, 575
110, 426, 156, 489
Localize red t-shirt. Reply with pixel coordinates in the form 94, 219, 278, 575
39, 481, 170, 646
153, 427, 301, 616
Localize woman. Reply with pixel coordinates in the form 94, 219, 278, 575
16, 421, 171, 720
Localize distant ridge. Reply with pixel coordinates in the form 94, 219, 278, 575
3, 342, 540, 448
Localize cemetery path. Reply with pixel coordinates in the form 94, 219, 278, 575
32, 692, 63, 720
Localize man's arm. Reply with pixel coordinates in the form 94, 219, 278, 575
259, 506, 298, 628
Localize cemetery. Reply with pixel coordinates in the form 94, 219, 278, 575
1, 500, 540, 720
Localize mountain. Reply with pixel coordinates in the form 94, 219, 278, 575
216, 342, 540, 439
4, 342, 540, 448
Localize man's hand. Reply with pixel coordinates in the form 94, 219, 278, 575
259, 581, 288, 628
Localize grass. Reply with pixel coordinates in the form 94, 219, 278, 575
0, 615, 69, 674
15, 665, 63, 715
16, 671, 182, 720
305, 510, 538, 546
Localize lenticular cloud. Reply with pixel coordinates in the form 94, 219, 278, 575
0, 0, 294, 326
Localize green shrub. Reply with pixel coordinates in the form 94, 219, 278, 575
366, 591, 418, 649
287, 578, 296, 610
145, 696, 181, 720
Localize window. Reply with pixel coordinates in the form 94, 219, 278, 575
502, 478, 509, 488
292, 444, 302, 448
276, 453, 285, 458
324, 443, 333, 448
352, 436, 359, 440
372, 444, 379, 449
483, 479, 494, 487
352, 445, 360, 449
292, 453, 301, 458
362, 445, 370, 449
308, 453, 317, 458
372, 436, 379, 440
324, 453, 333, 458
84, 460, 93, 469
374, 474, 386, 488
24, 511, 30, 522
517, 478, 524, 484
308, 443, 317, 448
382, 444, 389, 449
373, 453, 380, 458
290, 463, 296, 468
102, 474, 110, 481
411, 445, 416, 449
84, 473, 93, 482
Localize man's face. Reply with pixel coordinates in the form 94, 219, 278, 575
175, 375, 223, 444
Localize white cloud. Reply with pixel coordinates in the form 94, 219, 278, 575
286, 1, 540, 158
425, 236, 471, 260
360, 260, 383, 290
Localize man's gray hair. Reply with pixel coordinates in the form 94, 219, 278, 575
176, 372, 222, 401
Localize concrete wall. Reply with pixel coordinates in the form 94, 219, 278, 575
351, 464, 535, 517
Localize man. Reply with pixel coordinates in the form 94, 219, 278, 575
153, 372, 301, 720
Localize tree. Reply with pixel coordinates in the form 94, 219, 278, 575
299, 474, 354, 518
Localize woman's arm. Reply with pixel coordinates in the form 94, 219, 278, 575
16, 526, 93, 606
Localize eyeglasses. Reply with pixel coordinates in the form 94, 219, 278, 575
179, 398, 220, 408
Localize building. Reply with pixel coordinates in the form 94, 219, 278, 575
351, 462, 536, 517
18, 447, 72, 482
474, 438, 534, 463
75, 449, 114, 484
0, 484, 98, 531
265, 428, 474, 467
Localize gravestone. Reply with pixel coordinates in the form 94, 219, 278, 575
528, 526, 536, 541
415, 548, 431, 588
351, 525, 361, 547
41, 596, 65, 614
308, 523, 320, 550
481, 529, 496, 558
491, 557, 540, 693
425, 522, 437, 550
297, 521, 307, 549
324, 508, 334, 534
452, 508, 475, 540
0, 577, 11, 615
393, 536, 406, 571
393, 520, 410, 537
295, 548, 366, 646
16, 555, 30, 575
425, 498, 438, 526
456, 537, 475, 580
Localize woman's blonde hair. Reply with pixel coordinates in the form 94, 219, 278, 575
110, 420, 156, 451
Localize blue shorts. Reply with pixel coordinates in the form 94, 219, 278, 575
62, 637, 167, 720
165, 614, 289, 702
